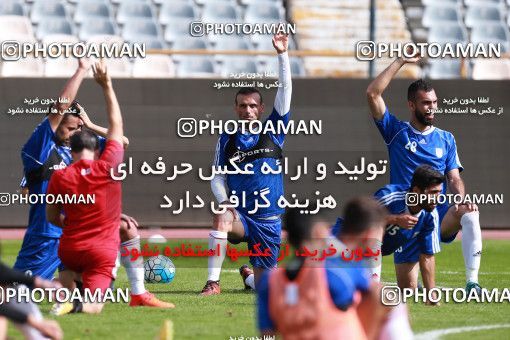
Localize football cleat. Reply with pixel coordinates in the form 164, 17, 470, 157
129, 291, 175, 308
239, 264, 254, 290
50, 302, 74, 316
466, 281, 482, 295
200, 280, 221, 296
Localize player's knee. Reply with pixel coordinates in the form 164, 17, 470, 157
213, 213, 233, 232
119, 220, 138, 242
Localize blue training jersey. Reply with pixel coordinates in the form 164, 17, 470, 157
256, 257, 370, 332
214, 108, 290, 218
374, 108, 463, 192
374, 184, 439, 255
21, 118, 106, 237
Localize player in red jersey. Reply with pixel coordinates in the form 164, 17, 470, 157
46, 61, 174, 314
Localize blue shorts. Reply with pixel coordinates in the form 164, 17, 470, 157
436, 203, 458, 243
14, 233, 64, 280
236, 212, 281, 269
393, 239, 434, 264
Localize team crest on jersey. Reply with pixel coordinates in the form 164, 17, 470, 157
81, 168, 91, 176
435, 148, 443, 158
52, 161, 67, 170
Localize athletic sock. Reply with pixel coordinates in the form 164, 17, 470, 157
244, 274, 255, 289
461, 211, 482, 283
207, 231, 228, 281
120, 236, 146, 295
379, 303, 413, 340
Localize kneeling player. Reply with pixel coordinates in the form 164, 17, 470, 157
46, 61, 174, 314
332, 165, 443, 295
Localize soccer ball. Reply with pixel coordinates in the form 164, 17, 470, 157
144, 255, 176, 284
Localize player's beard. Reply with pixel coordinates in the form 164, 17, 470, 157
414, 108, 434, 126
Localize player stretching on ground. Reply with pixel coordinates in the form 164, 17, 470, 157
201, 33, 292, 295
366, 55, 483, 293
46, 60, 175, 314
15, 57, 169, 307
332, 165, 443, 299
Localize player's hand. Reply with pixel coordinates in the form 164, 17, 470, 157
399, 44, 421, 64
78, 57, 92, 71
219, 200, 237, 219
33, 276, 62, 290
121, 214, 139, 229
92, 59, 111, 88
395, 214, 419, 229
75, 103, 93, 128
29, 317, 63, 340
272, 33, 289, 54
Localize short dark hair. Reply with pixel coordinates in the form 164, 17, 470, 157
234, 87, 263, 105
70, 130, 99, 153
49, 100, 81, 118
410, 165, 445, 191
341, 197, 387, 236
284, 204, 327, 248
407, 79, 434, 102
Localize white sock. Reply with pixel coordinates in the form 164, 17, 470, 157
366, 240, 382, 282
369, 262, 382, 282
461, 211, 482, 283
245, 274, 255, 289
120, 236, 146, 295
207, 231, 227, 281
379, 304, 413, 340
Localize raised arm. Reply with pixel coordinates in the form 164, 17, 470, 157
76, 104, 130, 149
366, 53, 420, 120
92, 61, 123, 145
272, 33, 292, 116
48, 58, 91, 131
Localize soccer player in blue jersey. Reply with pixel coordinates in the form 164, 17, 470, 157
366, 55, 483, 293
258, 199, 413, 339
332, 165, 443, 295
201, 33, 292, 295
15, 58, 171, 307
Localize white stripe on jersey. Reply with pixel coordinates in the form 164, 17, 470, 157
378, 191, 407, 206
213, 137, 221, 166
431, 209, 441, 253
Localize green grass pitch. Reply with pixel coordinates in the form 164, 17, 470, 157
2, 238, 509, 339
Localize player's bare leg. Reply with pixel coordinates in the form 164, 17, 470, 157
441, 204, 482, 292
201, 209, 245, 296
119, 215, 174, 308
395, 262, 419, 289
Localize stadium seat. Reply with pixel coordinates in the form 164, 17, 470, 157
244, 3, 284, 23
153, 0, 194, 5
212, 36, 251, 51
427, 59, 463, 79
44, 56, 79, 77
472, 59, 510, 79
422, 5, 461, 28
102, 58, 132, 78
159, 2, 197, 25
175, 56, 216, 78
427, 23, 468, 45
172, 37, 208, 49
464, 0, 505, 6
0, 1, 25, 16
201, 3, 240, 23
30, 0, 68, 25
471, 23, 510, 52
117, 1, 156, 25
74, 1, 112, 25
163, 18, 191, 44
195, 0, 235, 5
240, 0, 283, 6
219, 56, 258, 78
36, 18, 74, 40
422, 0, 462, 5
135, 37, 167, 49
465, 5, 503, 28
1, 56, 44, 77
0, 15, 34, 37
110, 0, 149, 4
41, 34, 78, 45
122, 19, 161, 44
78, 18, 117, 41
132, 54, 175, 78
